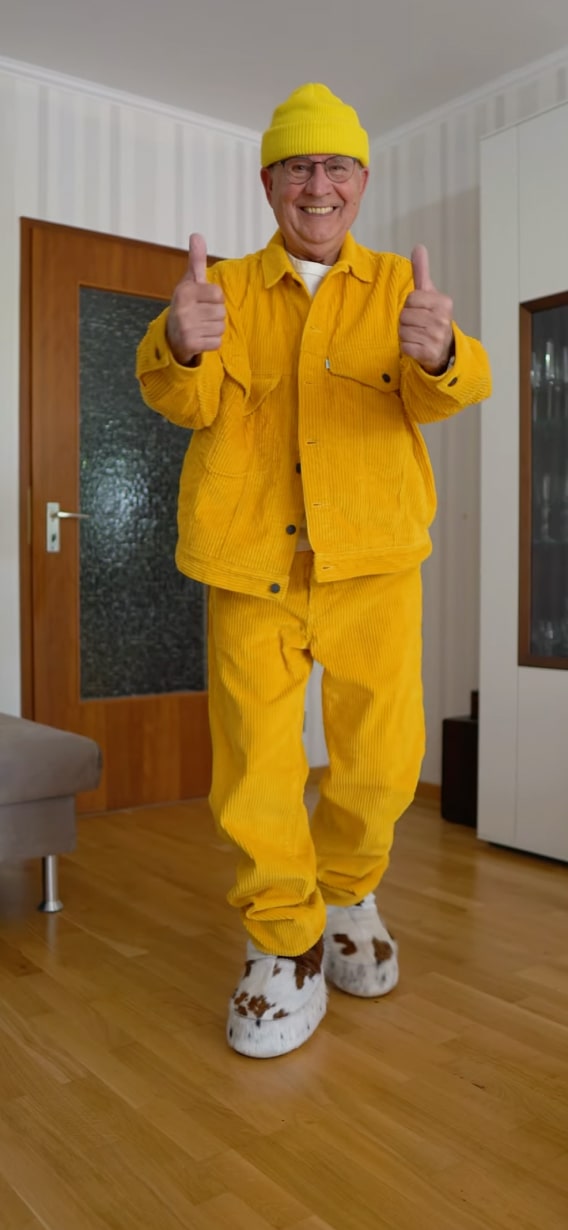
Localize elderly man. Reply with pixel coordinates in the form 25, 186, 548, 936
136, 83, 491, 1059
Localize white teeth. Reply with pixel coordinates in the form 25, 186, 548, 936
302, 207, 335, 215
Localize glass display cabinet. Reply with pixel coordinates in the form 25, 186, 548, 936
519, 294, 568, 668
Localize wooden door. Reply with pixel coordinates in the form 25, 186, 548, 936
20, 220, 212, 812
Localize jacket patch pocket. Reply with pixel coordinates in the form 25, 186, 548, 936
242, 375, 281, 472
204, 367, 280, 477
327, 347, 401, 393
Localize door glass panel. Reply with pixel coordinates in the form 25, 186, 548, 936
78, 287, 206, 699
529, 302, 568, 661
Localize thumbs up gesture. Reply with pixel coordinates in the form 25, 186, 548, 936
399, 245, 454, 374
166, 233, 226, 365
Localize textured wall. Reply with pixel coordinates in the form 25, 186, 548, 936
357, 54, 568, 782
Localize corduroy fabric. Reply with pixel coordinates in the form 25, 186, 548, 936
260, 83, 370, 168
208, 551, 424, 956
136, 231, 492, 601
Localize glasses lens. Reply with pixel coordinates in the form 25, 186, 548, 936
284, 160, 313, 182
281, 157, 356, 183
326, 158, 355, 182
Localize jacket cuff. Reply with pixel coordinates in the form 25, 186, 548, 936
136, 308, 223, 428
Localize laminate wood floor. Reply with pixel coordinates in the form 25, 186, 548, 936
0, 791, 566, 1229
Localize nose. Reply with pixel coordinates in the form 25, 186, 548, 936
304, 163, 331, 195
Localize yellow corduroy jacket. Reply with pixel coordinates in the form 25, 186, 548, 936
136, 231, 492, 600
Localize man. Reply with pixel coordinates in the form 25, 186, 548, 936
136, 83, 491, 1060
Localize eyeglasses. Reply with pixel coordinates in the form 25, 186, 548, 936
276, 156, 359, 184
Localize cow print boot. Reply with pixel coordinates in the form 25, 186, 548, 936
227, 937, 327, 1058
324, 893, 398, 998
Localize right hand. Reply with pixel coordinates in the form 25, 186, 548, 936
166, 233, 226, 365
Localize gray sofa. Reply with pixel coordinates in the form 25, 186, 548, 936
0, 713, 102, 912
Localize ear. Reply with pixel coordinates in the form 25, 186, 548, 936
359, 165, 370, 200
260, 166, 274, 206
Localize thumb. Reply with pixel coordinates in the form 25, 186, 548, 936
187, 232, 208, 284
411, 244, 434, 292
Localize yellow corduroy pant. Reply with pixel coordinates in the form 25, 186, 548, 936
207, 551, 425, 956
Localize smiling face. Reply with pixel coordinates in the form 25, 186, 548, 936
261, 155, 369, 265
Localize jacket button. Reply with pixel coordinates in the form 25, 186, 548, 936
286, 524, 297, 535
296, 462, 301, 474
269, 583, 281, 594
382, 372, 391, 383
448, 376, 458, 387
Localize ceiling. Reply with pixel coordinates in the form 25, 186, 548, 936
3, 0, 568, 137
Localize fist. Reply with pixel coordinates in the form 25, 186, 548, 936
399, 245, 454, 374
166, 233, 226, 365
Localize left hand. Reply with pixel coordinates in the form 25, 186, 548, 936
399, 245, 454, 374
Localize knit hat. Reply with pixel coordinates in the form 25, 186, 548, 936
261, 83, 369, 168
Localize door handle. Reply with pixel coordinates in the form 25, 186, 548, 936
46, 501, 91, 552
54, 509, 90, 520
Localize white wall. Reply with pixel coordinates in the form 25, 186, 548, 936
358, 50, 568, 783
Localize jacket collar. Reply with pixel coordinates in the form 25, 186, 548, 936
261, 230, 374, 288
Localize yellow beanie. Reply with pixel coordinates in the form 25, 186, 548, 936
261, 83, 369, 168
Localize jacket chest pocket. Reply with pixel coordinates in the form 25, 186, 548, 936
205, 351, 281, 477
326, 348, 404, 440
325, 347, 408, 500
326, 346, 401, 394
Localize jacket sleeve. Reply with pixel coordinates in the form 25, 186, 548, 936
396, 262, 492, 424
135, 306, 225, 430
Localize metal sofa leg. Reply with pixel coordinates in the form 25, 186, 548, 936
38, 855, 63, 913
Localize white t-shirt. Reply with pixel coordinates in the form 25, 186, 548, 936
288, 252, 330, 298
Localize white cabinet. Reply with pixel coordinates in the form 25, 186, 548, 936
479, 103, 568, 863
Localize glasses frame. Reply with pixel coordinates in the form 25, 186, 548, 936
273, 156, 359, 184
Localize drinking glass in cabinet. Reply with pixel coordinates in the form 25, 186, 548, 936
520, 297, 568, 667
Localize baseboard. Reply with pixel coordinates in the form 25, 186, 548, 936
414, 780, 441, 808
307, 767, 440, 809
